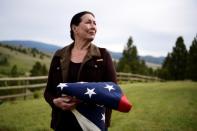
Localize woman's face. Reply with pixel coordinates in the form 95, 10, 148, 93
73, 14, 97, 42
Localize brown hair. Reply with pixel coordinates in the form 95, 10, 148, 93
70, 11, 95, 41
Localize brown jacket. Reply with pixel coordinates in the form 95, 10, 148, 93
44, 43, 117, 129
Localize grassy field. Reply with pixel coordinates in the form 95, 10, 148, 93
0, 81, 197, 131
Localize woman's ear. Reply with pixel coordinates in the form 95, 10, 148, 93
72, 25, 77, 33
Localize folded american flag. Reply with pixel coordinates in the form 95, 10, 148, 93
57, 82, 132, 131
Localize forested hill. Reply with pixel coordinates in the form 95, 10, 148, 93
0, 43, 51, 77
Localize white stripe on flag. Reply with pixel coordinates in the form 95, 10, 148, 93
72, 109, 101, 131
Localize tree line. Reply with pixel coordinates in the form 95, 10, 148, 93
157, 35, 197, 81
116, 35, 197, 81
10, 62, 48, 77
0, 43, 51, 60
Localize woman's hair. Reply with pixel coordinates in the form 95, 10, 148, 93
70, 11, 95, 41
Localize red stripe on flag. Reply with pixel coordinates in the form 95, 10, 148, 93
118, 95, 132, 112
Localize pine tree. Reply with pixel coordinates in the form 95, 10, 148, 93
117, 37, 139, 73
117, 36, 152, 75
30, 61, 48, 76
171, 37, 188, 80
159, 36, 188, 80
10, 65, 18, 77
187, 35, 197, 81
30, 62, 42, 76
41, 64, 48, 75
158, 53, 172, 80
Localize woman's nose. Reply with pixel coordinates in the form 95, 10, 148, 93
91, 23, 97, 29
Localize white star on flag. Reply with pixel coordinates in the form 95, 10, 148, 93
101, 113, 105, 122
96, 104, 104, 107
78, 81, 87, 84
57, 83, 67, 91
104, 84, 115, 92
84, 88, 96, 98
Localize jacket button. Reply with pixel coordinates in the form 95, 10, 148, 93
94, 65, 98, 68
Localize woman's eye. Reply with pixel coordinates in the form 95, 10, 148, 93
85, 20, 96, 25
86, 21, 91, 24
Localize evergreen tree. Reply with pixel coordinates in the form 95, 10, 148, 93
158, 53, 172, 79
117, 36, 152, 75
159, 36, 188, 80
171, 37, 188, 80
0, 54, 9, 65
187, 35, 197, 81
30, 61, 48, 76
138, 60, 146, 74
10, 65, 18, 77
117, 37, 139, 73
41, 64, 48, 75
129, 46, 140, 74
30, 62, 42, 76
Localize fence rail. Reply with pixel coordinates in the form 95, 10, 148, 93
0, 76, 47, 100
0, 73, 160, 100
117, 72, 160, 82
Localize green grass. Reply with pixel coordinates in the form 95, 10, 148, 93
109, 81, 197, 131
0, 97, 52, 131
0, 81, 197, 131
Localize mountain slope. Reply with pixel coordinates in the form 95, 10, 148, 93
0, 40, 61, 53
110, 52, 165, 65
0, 45, 51, 77
140, 55, 164, 65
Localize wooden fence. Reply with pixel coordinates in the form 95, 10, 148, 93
0, 73, 160, 100
117, 72, 160, 82
0, 76, 47, 100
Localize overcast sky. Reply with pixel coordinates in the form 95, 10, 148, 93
0, 0, 196, 56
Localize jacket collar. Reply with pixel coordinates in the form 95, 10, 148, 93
55, 43, 101, 82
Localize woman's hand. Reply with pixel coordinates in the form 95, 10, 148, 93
53, 96, 79, 110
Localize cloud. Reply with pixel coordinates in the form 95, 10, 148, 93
0, 0, 196, 56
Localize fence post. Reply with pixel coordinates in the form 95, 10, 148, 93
4, 80, 8, 86
24, 79, 29, 100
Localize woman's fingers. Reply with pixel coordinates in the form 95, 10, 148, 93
53, 97, 77, 110
62, 102, 76, 110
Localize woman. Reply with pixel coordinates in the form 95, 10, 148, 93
44, 11, 117, 131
